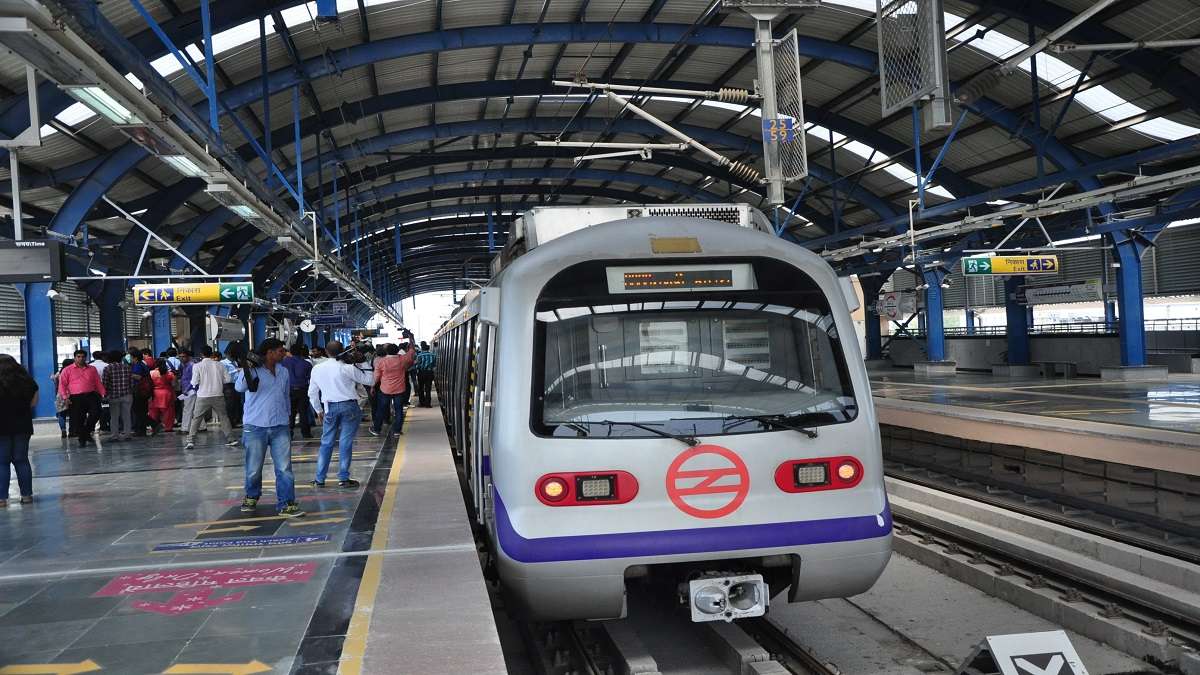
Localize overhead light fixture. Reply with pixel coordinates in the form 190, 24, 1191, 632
62, 85, 143, 125
230, 204, 261, 219
161, 155, 209, 178
0, 18, 92, 86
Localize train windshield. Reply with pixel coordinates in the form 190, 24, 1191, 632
533, 260, 858, 439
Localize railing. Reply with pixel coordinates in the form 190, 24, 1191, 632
895, 318, 1200, 351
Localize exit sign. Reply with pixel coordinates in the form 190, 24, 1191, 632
963, 255, 1059, 275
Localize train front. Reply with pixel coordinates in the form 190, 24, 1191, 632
488, 216, 892, 622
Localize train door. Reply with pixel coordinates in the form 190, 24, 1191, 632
470, 322, 495, 524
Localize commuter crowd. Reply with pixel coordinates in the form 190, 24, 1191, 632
3, 335, 437, 513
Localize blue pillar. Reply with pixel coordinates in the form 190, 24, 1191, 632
859, 277, 885, 360
1104, 300, 1117, 331
303, 330, 313, 348
1004, 275, 1030, 365
1110, 235, 1146, 367
964, 309, 976, 336
921, 269, 948, 362
99, 284, 126, 351
21, 283, 58, 418
186, 308, 208, 351
152, 307, 172, 356
252, 315, 267, 346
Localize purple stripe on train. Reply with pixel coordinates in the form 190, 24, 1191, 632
494, 492, 892, 563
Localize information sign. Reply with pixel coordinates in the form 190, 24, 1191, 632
1022, 279, 1103, 306
133, 282, 255, 305
963, 256, 1059, 276
762, 117, 797, 143
0, 240, 66, 283
331, 302, 349, 314
312, 314, 347, 327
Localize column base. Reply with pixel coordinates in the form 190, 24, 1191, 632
914, 361, 957, 377
991, 364, 1041, 377
1100, 365, 1169, 382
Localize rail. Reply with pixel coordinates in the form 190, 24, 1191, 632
892, 317, 1200, 340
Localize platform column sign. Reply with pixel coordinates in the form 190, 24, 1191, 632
133, 282, 255, 305
963, 256, 1059, 276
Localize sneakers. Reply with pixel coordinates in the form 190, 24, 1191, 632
309, 480, 325, 488
185, 439, 195, 449
19, 496, 31, 505
338, 479, 361, 489
60, 430, 67, 439
368, 428, 379, 437
279, 503, 306, 518
225, 440, 240, 447
240, 497, 258, 513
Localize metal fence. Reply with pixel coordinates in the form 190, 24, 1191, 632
876, 0, 943, 116
773, 28, 808, 181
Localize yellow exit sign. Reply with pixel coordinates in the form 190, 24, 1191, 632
963, 255, 1059, 275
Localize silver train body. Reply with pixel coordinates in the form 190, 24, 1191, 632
434, 205, 891, 622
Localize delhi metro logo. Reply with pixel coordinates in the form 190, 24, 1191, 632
666, 445, 750, 519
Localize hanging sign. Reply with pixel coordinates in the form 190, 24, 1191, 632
875, 291, 917, 319
1022, 279, 1103, 306
134, 282, 255, 305
963, 256, 1059, 275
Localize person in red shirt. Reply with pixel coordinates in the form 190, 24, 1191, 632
147, 362, 177, 434
371, 338, 416, 436
58, 349, 106, 446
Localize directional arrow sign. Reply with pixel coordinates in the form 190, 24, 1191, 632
161, 661, 272, 674
132, 588, 245, 616
174, 509, 346, 528
286, 517, 348, 527
0, 661, 101, 675
133, 283, 255, 306
964, 255, 1059, 276
202, 525, 262, 534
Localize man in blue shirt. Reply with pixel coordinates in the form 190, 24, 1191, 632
233, 338, 305, 517
282, 343, 314, 439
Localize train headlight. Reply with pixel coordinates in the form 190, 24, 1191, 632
836, 461, 858, 482
792, 462, 829, 487
577, 474, 616, 501
539, 477, 569, 502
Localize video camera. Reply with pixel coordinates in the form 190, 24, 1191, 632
335, 343, 370, 365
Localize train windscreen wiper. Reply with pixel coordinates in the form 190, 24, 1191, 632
563, 420, 699, 447
722, 413, 822, 438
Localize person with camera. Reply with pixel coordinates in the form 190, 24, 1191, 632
233, 338, 305, 517
308, 340, 375, 488
185, 347, 236, 449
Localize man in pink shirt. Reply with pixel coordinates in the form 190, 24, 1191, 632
59, 349, 106, 446
371, 339, 416, 436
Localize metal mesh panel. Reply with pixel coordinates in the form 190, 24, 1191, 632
773, 29, 807, 181
877, 0, 943, 116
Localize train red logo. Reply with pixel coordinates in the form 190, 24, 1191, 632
666, 444, 750, 519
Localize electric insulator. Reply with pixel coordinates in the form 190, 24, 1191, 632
954, 69, 1006, 106
727, 160, 762, 184
716, 88, 751, 104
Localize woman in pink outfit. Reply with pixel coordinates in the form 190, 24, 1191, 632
147, 362, 177, 433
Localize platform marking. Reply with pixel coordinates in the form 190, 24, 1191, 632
337, 434, 408, 675
174, 510, 346, 528
161, 661, 271, 674
285, 517, 348, 527
202, 525, 260, 534
132, 588, 245, 616
0, 663, 101, 675
153, 535, 330, 552
95, 562, 317, 596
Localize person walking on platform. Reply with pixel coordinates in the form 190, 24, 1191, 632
91, 351, 110, 434
147, 362, 177, 433
222, 346, 245, 428
282, 343, 314, 439
50, 359, 71, 440
102, 351, 133, 441
59, 349, 104, 447
129, 349, 151, 436
234, 338, 305, 517
372, 339, 415, 436
308, 340, 374, 488
186, 347, 236, 449
415, 341, 437, 408
179, 349, 199, 433
0, 355, 38, 507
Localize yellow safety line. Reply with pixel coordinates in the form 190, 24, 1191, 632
337, 434, 408, 675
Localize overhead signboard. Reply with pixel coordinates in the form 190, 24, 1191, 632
311, 314, 347, 326
963, 256, 1059, 276
0, 240, 66, 283
1022, 279, 1103, 306
876, 291, 917, 319
331, 302, 349, 314
134, 282, 254, 305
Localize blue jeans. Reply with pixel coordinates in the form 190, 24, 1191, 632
316, 400, 361, 483
372, 391, 407, 434
242, 424, 295, 509
0, 434, 32, 500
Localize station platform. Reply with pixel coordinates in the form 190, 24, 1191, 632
871, 367, 1200, 475
0, 401, 503, 673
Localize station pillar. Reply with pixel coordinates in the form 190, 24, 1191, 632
303, 330, 313, 348
965, 309, 976, 336
99, 283, 126, 352
1004, 275, 1030, 365
859, 276, 885, 360
1110, 234, 1146, 367
921, 268, 948, 362
252, 316, 267, 347
185, 308, 207, 352
21, 283, 58, 418
152, 307, 172, 357
1104, 300, 1117, 331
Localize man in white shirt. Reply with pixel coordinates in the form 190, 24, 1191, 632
186, 347, 237, 449
308, 341, 375, 488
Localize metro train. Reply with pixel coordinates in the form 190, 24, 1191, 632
433, 204, 892, 623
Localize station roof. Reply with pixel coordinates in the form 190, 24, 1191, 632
2, 0, 1199, 316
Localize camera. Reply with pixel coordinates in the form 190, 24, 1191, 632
336, 344, 369, 365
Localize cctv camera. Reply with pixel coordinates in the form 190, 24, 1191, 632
45, 289, 60, 299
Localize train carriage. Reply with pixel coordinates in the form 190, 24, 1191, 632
434, 204, 892, 622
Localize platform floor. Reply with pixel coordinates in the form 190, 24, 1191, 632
870, 367, 1200, 435
0, 400, 502, 673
